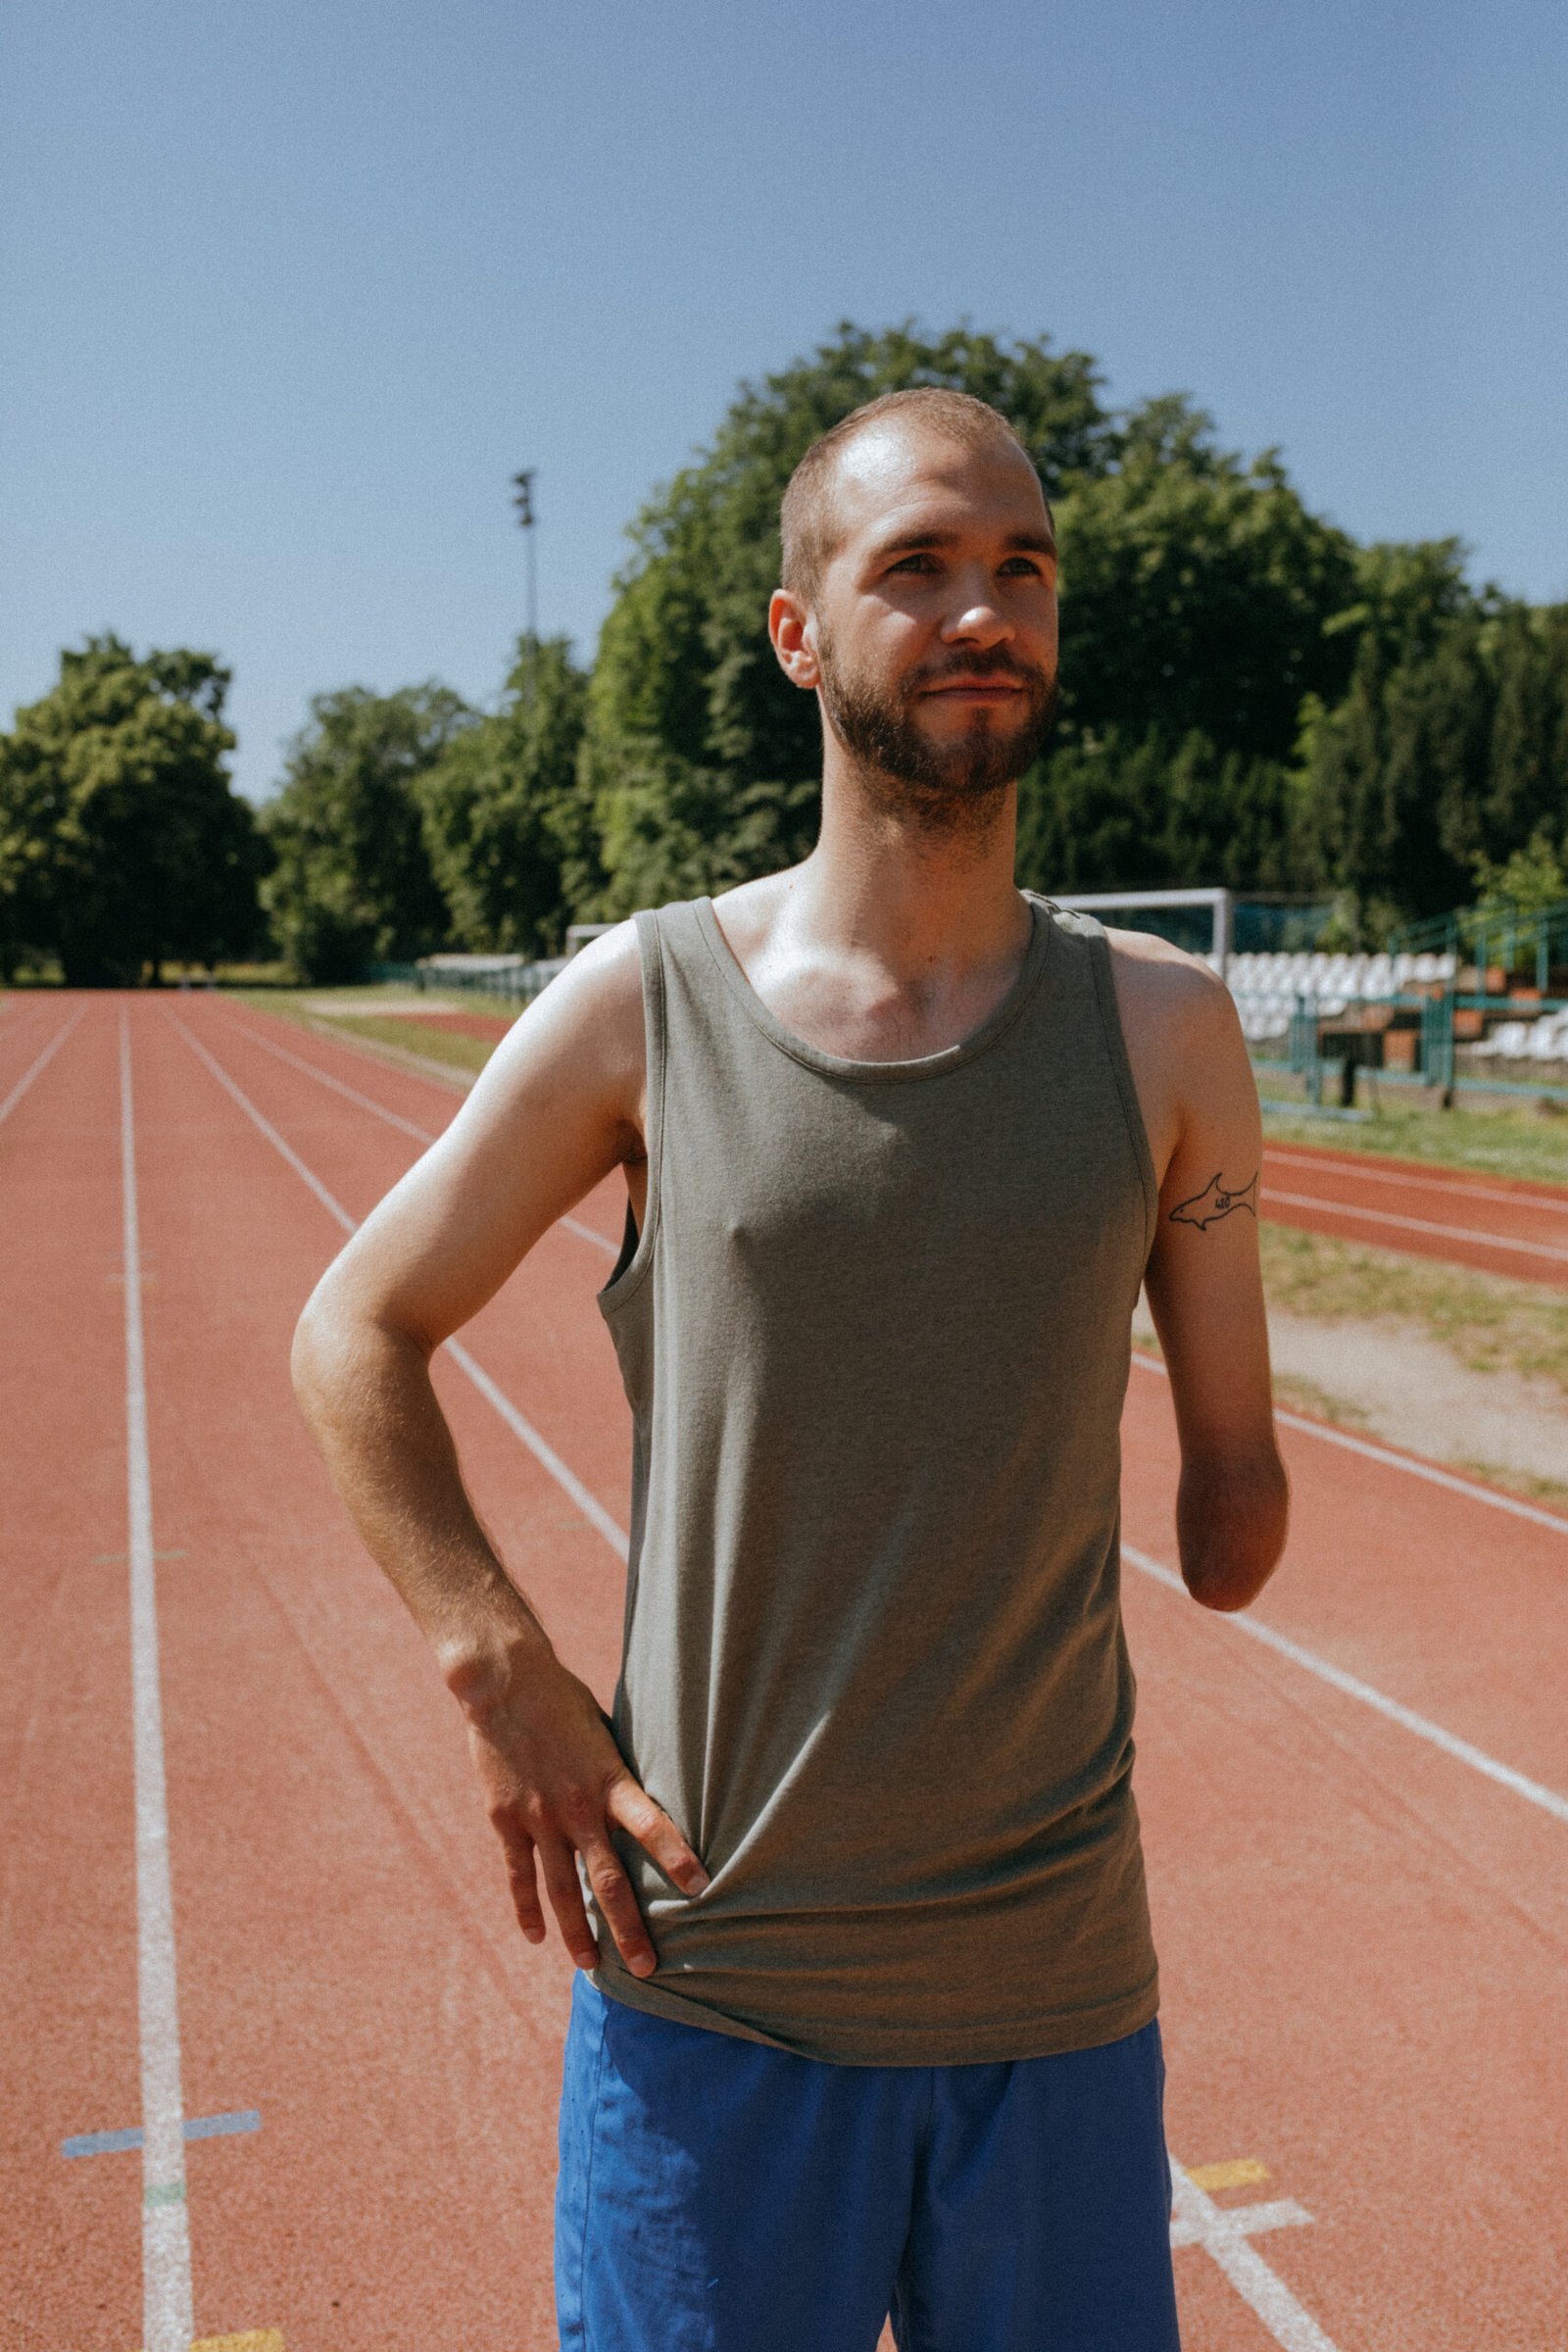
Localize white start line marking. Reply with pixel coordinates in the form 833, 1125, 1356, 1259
1169, 2161, 1337, 2351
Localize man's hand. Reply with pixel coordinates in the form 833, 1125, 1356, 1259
449, 1637, 709, 1979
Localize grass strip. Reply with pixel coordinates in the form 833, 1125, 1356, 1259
1254, 1066, 1568, 1188
1257, 1221, 1568, 1395
305, 1012, 495, 1075
233, 987, 504, 1077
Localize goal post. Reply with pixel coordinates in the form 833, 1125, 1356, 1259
1051, 887, 1233, 973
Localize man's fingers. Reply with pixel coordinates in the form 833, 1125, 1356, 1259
537, 1836, 601, 1971
605, 1773, 710, 1896
580, 1837, 658, 1979
500, 1828, 546, 1945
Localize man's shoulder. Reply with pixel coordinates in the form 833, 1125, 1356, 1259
1097, 926, 1248, 1116
1076, 927, 1253, 1180
476, 918, 647, 1114
535, 916, 643, 1021
1100, 925, 1234, 1028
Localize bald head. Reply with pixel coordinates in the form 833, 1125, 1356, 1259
780, 389, 1042, 607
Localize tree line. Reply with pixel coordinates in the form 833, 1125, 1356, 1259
4, 322, 1565, 984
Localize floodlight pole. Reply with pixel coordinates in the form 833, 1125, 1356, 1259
512, 468, 538, 710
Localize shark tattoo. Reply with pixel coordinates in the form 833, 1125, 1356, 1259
1168, 1170, 1259, 1232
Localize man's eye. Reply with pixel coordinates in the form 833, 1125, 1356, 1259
887, 553, 937, 574
999, 557, 1047, 577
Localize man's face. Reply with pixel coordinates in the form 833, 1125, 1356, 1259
804, 425, 1059, 820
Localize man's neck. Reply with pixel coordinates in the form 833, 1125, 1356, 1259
788, 764, 1028, 984
710, 766, 1034, 1064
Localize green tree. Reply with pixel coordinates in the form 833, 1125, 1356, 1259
1051, 399, 1359, 760
1320, 536, 1473, 670
1014, 729, 1172, 893
1483, 603, 1568, 858
0, 635, 266, 984
1472, 825, 1568, 916
1293, 594, 1568, 932
260, 683, 472, 981
582, 325, 1385, 911
416, 636, 597, 956
1015, 726, 1298, 896
582, 321, 1119, 911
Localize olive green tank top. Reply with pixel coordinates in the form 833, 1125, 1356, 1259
592, 893, 1160, 2064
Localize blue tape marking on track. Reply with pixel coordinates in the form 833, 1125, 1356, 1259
184, 2108, 262, 2142
63, 2126, 144, 2158
62, 2109, 262, 2159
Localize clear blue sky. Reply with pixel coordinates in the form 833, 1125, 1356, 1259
4, 0, 1564, 802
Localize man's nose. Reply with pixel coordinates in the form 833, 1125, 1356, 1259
940, 573, 1011, 645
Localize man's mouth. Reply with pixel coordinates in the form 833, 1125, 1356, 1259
920, 677, 1029, 701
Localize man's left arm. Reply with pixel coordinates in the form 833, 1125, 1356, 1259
1137, 964, 1289, 1611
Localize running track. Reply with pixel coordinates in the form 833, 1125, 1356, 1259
1259, 1140, 1568, 1288
4, 993, 1565, 2351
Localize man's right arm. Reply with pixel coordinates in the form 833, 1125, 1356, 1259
1109, 931, 1289, 1613
290, 925, 708, 1979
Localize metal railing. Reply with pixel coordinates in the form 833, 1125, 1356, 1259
367, 955, 567, 1005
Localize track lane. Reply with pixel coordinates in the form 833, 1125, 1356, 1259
1267, 1141, 1568, 1215
1, 1004, 145, 2350
1122, 1553, 1567, 2351
0, 1001, 87, 1131
194, 1007, 638, 1550
161, 996, 1568, 2349
122, 1002, 608, 2349
1260, 1141, 1568, 1286
1124, 1363, 1568, 1813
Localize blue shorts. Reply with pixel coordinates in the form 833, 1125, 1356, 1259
556, 1977, 1179, 2351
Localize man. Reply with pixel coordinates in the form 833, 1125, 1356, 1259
293, 387, 1289, 2350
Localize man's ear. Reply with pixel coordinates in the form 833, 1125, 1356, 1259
768, 590, 821, 691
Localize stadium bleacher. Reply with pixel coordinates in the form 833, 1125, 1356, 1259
1225, 950, 1457, 1044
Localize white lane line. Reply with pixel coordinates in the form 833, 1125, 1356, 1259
218, 1013, 619, 1260
120, 1017, 194, 2351
1130, 1349, 1568, 1541
172, 1019, 631, 1558
1266, 1147, 1568, 1219
0, 1006, 84, 1128
1169, 2163, 1339, 2352
1123, 1544, 1568, 1825
181, 1021, 357, 1234
180, 1015, 1568, 1831
221, 1017, 439, 1143
1262, 1184, 1568, 1267
564, 1216, 618, 1256
445, 1344, 629, 1559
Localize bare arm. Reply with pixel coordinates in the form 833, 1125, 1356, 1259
1111, 937, 1289, 1611
291, 926, 707, 1978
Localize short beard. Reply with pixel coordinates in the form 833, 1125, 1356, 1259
816, 637, 1058, 834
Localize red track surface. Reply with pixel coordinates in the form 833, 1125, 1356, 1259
6, 996, 1566, 2350
1260, 1137, 1568, 1286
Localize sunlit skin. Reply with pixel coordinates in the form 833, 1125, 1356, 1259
290, 415, 1290, 1988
